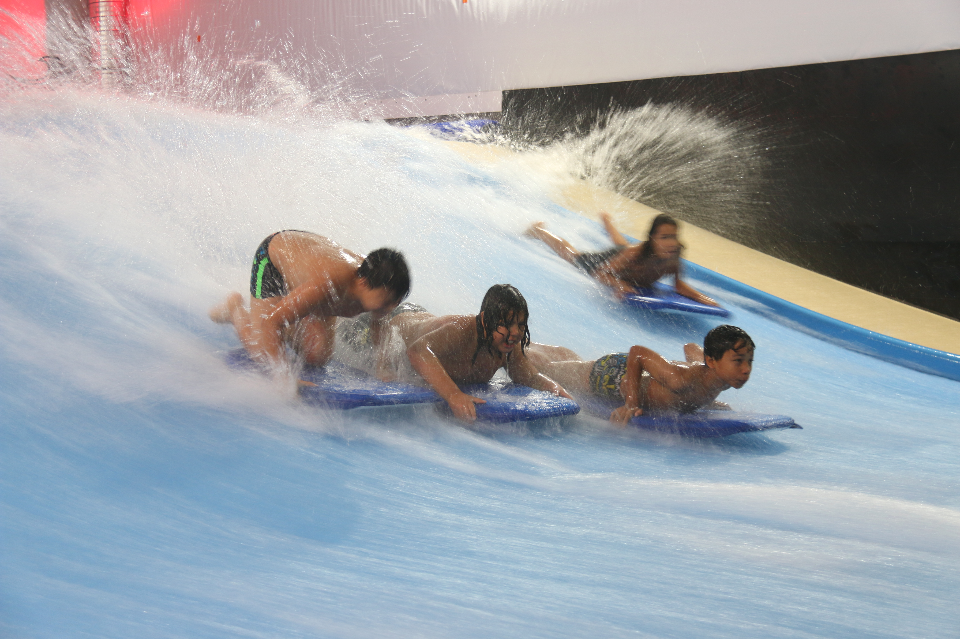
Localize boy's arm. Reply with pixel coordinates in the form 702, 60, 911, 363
610, 347, 646, 424
629, 345, 691, 392
369, 312, 387, 348
405, 323, 486, 422
256, 282, 330, 365
368, 311, 395, 380
372, 325, 397, 382
257, 258, 361, 364
599, 211, 630, 247
508, 352, 574, 399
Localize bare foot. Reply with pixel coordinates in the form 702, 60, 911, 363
209, 292, 244, 324
523, 221, 546, 238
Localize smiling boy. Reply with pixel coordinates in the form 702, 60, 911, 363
526, 325, 755, 424
385, 284, 573, 421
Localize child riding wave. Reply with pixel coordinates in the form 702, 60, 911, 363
526, 325, 754, 424
210, 230, 410, 370
357, 284, 573, 421
524, 211, 718, 306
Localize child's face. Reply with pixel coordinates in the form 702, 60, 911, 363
707, 344, 753, 388
650, 224, 680, 259
490, 313, 526, 354
358, 282, 399, 314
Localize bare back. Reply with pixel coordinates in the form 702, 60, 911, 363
267, 231, 366, 318
639, 362, 723, 413
393, 313, 507, 385
606, 245, 679, 289
209, 231, 381, 368
268, 232, 361, 284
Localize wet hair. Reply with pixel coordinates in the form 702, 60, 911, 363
473, 284, 531, 362
357, 248, 410, 302
639, 213, 684, 259
703, 325, 755, 361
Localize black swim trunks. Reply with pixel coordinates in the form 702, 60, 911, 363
574, 247, 622, 274
250, 232, 286, 299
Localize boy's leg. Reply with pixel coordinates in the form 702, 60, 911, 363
534, 360, 593, 394
293, 315, 336, 367
523, 222, 580, 264
211, 294, 295, 367
209, 292, 245, 324
210, 292, 263, 356
527, 342, 582, 363
525, 344, 592, 393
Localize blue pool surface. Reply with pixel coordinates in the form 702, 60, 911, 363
1, 90, 958, 639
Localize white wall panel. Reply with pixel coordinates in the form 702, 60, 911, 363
135, 0, 960, 101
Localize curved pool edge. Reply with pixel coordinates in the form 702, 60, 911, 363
685, 261, 960, 382
440, 138, 960, 381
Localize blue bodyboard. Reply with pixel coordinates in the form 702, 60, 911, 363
225, 349, 440, 409
582, 398, 799, 438
225, 349, 580, 421
415, 118, 499, 140
622, 281, 731, 317
455, 379, 581, 423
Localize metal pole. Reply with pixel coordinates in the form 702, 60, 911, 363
89, 0, 123, 88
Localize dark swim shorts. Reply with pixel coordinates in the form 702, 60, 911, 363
249, 232, 286, 299
589, 352, 629, 400
574, 247, 622, 274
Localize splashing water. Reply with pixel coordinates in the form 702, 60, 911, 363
495, 95, 776, 245
575, 105, 769, 238
2, 16, 959, 639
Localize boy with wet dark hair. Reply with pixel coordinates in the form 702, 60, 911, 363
381, 284, 571, 421
702, 324, 755, 361
357, 247, 411, 296
210, 230, 410, 369
472, 283, 532, 362
526, 324, 755, 424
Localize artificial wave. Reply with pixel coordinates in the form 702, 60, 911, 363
2, 19, 960, 639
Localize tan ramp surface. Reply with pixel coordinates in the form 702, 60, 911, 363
447, 141, 960, 356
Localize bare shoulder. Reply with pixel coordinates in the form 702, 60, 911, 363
271, 232, 361, 287
405, 314, 476, 348
654, 357, 700, 382
273, 232, 360, 263
681, 361, 711, 384
683, 343, 704, 363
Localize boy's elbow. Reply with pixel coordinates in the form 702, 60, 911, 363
628, 345, 651, 360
